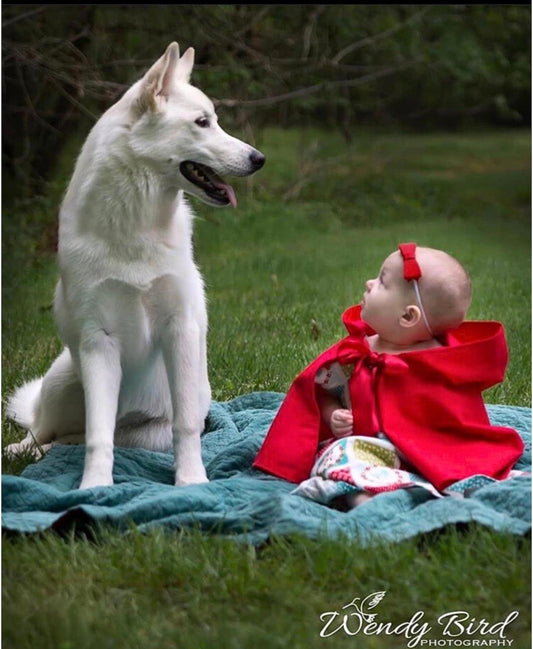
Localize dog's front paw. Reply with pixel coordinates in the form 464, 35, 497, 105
79, 471, 114, 490
174, 465, 209, 487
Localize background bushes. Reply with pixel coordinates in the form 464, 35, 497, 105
2, 4, 530, 202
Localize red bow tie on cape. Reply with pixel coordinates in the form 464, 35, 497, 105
336, 337, 408, 434
336, 337, 409, 372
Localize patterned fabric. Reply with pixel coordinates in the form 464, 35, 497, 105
293, 434, 530, 505
293, 435, 442, 503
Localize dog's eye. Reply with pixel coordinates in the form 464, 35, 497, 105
195, 117, 210, 128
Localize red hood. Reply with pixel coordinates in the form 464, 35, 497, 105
342, 304, 508, 389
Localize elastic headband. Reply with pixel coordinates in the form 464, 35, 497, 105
398, 243, 433, 336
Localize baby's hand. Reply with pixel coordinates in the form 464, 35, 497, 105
330, 409, 354, 438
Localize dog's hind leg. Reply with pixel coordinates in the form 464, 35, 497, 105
38, 348, 86, 436
5, 348, 85, 457
78, 330, 122, 489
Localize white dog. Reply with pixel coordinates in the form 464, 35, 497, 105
5, 42, 265, 489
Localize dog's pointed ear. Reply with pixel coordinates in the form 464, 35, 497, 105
176, 47, 195, 83
134, 42, 180, 115
157, 42, 180, 98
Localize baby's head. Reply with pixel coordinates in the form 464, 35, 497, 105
361, 243, 471, 342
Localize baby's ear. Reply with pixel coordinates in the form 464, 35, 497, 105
400, 305, 422, 328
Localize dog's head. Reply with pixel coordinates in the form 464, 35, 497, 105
127, 42, 265, 207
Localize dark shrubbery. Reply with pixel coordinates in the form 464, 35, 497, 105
2, 4, 530, 201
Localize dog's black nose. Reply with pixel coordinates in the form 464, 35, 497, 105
249, 150, 266, 171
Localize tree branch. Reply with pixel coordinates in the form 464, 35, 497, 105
2, 6, 48, 29
215, 59, 421, 108
332, 7, 432, 65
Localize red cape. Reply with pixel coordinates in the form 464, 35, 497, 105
253, 305, 524, 491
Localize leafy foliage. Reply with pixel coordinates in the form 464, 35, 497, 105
2, 5, 530, 201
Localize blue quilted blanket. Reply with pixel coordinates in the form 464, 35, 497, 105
2, 392, 531, 545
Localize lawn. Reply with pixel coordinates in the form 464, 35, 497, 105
2, 127, 531, 648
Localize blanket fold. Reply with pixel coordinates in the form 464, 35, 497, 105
2, 393, 531, 545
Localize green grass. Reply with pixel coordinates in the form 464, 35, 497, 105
2, 526, 531, 649
195, 128, 531, 405
2, 127, 531, 648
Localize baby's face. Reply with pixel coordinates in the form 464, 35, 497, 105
360, 252, 413, 334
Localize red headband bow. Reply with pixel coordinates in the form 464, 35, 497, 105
398, 242, 422, 281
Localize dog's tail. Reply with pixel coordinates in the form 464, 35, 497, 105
5, 378, 43, 430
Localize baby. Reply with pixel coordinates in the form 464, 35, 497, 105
315, 243, 472, 506
254, 243, 524, 508
318, 243, 472, 439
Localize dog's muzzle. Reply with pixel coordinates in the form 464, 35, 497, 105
179, 150, 265, 208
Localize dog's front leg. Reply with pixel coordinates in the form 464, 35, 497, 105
161, 315, 209, 486
78, 330, 121, 489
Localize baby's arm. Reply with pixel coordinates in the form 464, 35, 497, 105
317, 389, 353, 437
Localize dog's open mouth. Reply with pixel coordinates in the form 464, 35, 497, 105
180, 161, 237, 208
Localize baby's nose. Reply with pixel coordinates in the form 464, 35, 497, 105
366, 278, 374, 291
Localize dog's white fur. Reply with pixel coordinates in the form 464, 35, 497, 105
5, 43, 264, 489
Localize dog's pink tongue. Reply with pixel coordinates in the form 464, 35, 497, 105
214, 181, 237, 208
